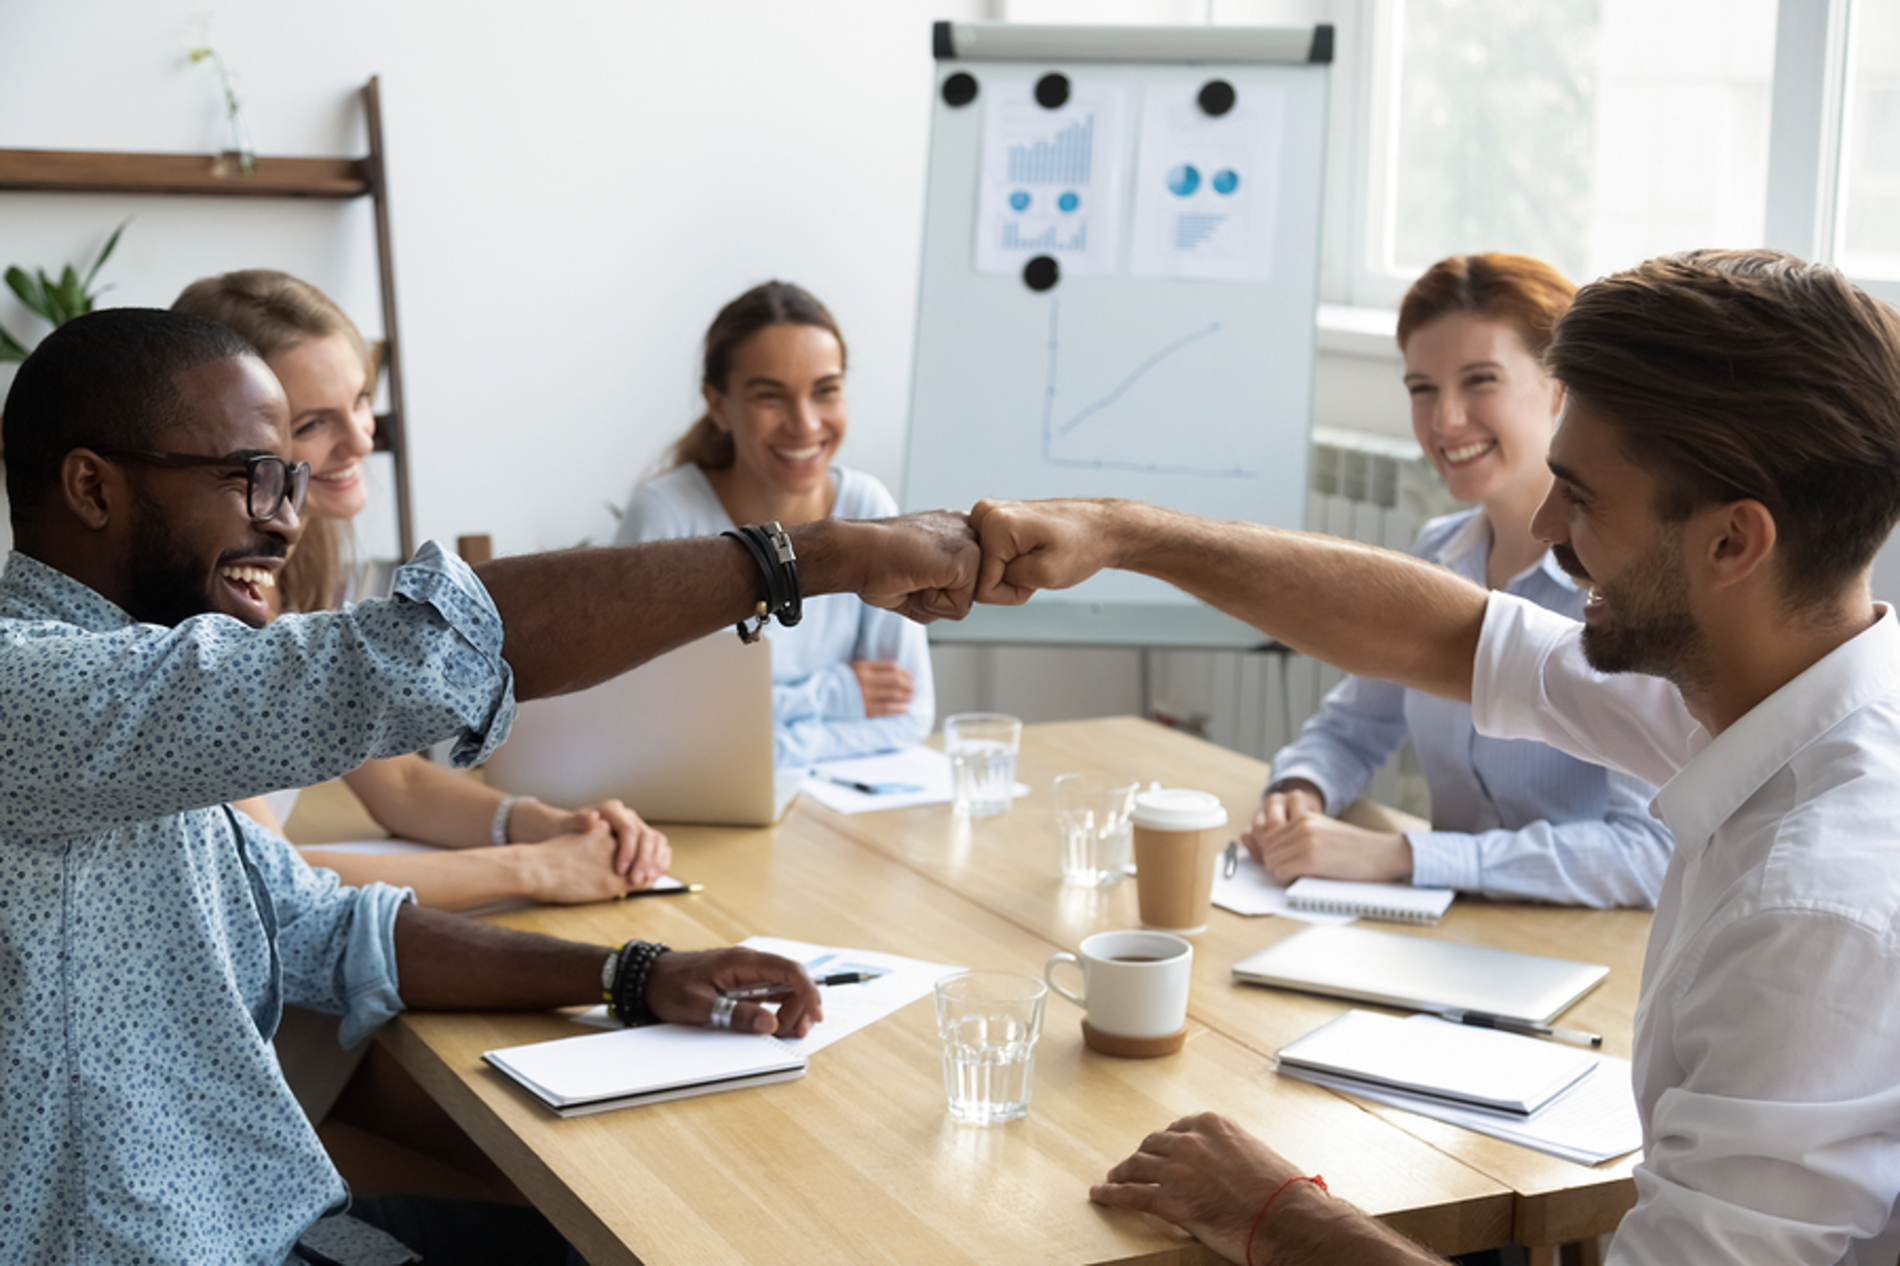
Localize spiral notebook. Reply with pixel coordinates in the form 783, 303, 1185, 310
1285, 878, 1454, 924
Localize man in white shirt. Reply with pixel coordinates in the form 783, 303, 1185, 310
971, 250, 1900, 1265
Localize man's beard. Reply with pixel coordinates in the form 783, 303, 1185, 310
121, 488, 225, 627
1567, 532, 1707, 686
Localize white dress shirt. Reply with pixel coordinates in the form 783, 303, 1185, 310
1473, 594, 1900, 1264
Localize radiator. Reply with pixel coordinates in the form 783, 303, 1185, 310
1149, 428, 1457, 814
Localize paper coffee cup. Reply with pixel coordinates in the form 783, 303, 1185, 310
1131, 788, 1228, 935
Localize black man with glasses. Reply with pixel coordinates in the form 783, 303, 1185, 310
0, 308, 980, 1264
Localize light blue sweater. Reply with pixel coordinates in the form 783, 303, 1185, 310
615, 464, 935, 767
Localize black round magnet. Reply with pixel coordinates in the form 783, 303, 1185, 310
1197, 79, 1237, 117
1023, 256, 1060, 292
1034, 73, 1070, 109
941, 72, 978, 108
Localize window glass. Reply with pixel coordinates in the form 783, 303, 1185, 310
1386, 0, 1776, 283
1839, 0, 1900, 280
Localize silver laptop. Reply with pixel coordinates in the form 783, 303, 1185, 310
482, 633, 800, 827
1232, 924, 1609, 1024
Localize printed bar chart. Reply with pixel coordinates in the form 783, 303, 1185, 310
1004, 221, 1089, 252
1007, 115, 1094, 184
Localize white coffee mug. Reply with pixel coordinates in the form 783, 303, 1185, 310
1044, 929, 1193, 1050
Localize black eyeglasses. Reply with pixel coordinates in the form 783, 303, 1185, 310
92, 449, 311, 523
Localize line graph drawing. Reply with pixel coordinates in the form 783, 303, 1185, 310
1039, 298, 1256, 478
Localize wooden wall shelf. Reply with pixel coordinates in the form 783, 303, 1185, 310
0, 78, 415, 557
0, 150, 370, 199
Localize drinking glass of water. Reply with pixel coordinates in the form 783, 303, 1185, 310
1053, 772, 1138, 886
934, 971, 1046, 1125
943, 713, 1022, 818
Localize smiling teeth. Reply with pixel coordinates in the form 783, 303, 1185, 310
1444, 441, 1495, 463
220, 566, 276, 589
1583, 585, 1605, 608
777, 446, 823, 461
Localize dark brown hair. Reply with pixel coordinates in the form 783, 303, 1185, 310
664, 281, 846, 471
1397, 253, 1578, 357
1546, 249, 1900, 609
172, 270, 378, 613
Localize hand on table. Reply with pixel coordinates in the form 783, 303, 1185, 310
851, 660, 915, 717
1244, 783, 1411, 885
644, 947, 825, 1037
1090, 1112, 1311, 1264
514, 797, 672, 889
516, 818, 641, 905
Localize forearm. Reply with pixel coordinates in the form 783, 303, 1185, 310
392, 903, 605, 1009
1260, 1185, 1447, 1266
1110, 504, 1484, 702
342, 754, 504, 848
301, 846, 535, 913
475, 522, 871, 701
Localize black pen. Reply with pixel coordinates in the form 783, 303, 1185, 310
1439, 1009, 1603, 1049
816, 773, 923, 796
719, 971, 881, 1001
616, 882, 704, 901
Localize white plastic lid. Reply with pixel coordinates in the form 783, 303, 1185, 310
1130, 787, 1228, 831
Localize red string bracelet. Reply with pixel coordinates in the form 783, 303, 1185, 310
1245, 1173, 1328, 1266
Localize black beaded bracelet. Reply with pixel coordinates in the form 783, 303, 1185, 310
608, 940, 670, 1027
722, 521, 801, 643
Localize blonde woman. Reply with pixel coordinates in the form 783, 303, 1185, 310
175, 270, 670, 910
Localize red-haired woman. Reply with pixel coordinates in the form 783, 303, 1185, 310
1243, 254, 1673, 907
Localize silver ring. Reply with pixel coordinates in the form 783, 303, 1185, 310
709, 995, 737, 1030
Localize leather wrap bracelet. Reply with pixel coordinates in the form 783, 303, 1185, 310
722, 521, 802, 643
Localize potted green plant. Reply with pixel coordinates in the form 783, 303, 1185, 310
0, 220, 128, 362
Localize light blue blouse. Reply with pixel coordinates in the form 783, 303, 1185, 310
1269, 509, 1673, 907
614, 464, 934, 767
0, 543, 516, 1264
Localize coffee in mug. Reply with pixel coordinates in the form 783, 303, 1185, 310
1044, 929, 1194, 1057
1130, 787, 1229, 935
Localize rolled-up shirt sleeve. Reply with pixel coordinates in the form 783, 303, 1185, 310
0, 541, 516, 835
1471, 593, 1696, 788
236, 811, 411, 1047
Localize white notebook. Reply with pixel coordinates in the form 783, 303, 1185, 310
484, 1024, 807, 1118
1286, 878, 1454, 924
1276, 1010, 1595, 1115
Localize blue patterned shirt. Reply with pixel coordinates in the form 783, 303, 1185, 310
1270, 509, 1674, 908
0, 543, 516, 1264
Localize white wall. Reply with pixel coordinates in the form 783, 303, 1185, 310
0, 0, 1408, 728
0, 0, 989, 559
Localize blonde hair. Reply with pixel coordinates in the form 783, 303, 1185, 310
171, 270, 377, 613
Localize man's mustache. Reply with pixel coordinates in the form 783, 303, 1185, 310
1551, 544, 1592, 586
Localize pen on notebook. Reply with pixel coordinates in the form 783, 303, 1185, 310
719, 971, 881, 1001
1440, 1009, 1603, 1049
815, 773, 924, 796
616, 882, 704, 901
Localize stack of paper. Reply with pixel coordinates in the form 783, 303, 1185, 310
1211, 854, 1358, 924
1276, 1011, 1642, 1164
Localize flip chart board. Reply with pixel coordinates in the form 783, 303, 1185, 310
905, 21, 1333, 647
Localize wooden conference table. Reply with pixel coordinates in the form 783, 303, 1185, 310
289, 718, 1648, 1265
